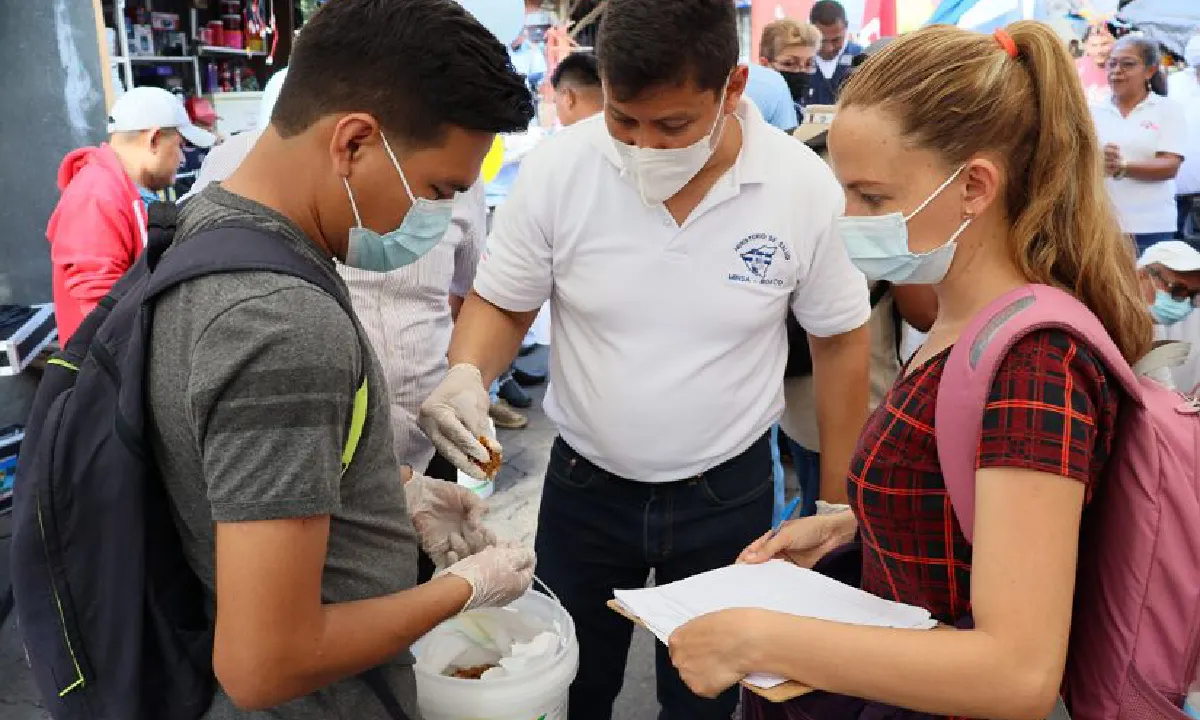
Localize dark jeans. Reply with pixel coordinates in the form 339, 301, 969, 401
784, 437, 821, 519
536, 436, 774, 720
1177, 193, 1199, 238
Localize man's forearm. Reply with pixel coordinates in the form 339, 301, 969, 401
220, 575, 472, 710
448, 291, 539, 385
809, 325, 870, 504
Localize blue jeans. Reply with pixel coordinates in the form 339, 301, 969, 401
535, 436, 773, 720
1133, 231, 1176, 256
785, 438, 821, 519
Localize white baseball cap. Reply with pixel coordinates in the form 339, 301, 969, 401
107, 86, 216, 148
1138, 241, 1200, 272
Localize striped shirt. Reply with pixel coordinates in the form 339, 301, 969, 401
339, 181, 487, 471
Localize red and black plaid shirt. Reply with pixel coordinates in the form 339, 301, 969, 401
848, 329, 1119, 624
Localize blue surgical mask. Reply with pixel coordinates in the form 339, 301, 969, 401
1150, 290, 1194, 325
342, 133, 454, 272
138, 186, 160, 206
837, 165, 972, 284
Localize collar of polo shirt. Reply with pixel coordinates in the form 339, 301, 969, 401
594, 98, 773, 188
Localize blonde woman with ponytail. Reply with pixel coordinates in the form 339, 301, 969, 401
666, 21, 1153, 720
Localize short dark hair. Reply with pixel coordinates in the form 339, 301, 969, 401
596, 0, 738, 101
551, 51, 601, 91
810, 0, 848, 26
273, 0, 534, 146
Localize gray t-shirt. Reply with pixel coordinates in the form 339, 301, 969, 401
147, 186, 421, 719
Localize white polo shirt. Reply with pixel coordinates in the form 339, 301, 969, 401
1091, 94, 1188, 235
474, 100, 870, 482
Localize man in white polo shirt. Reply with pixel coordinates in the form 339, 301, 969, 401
419, 1, 870, 718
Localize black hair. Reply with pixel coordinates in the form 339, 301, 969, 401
273, 0, 534, 145
596, 0, 738, 101
1116, 35, 1167, 96
810, 0, 848, 26
551, 51, 601, 91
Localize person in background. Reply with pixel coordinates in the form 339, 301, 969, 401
745, 64, 801, 133
420, 1, 871, 716
340, 179, 490, 481
758, 18, 822, 109
1091, 35, 1186, 254
668, 22, 1153, 720
551, 51, 603, 127
47, 86, 215, 344
1167, 34, 1200, 105
182, 67, 289, 200
510, 29, 549, 97
146, 1, 538, 716
1069, 38, 1082, 58
1171, 35, 1200, 237
1078, 22, 1115, 103
1139, 241, 1200, 394
807, 0, 863, 106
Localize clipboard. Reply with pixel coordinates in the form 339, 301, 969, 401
606, 599, 813, 703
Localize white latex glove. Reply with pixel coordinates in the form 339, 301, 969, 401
418, 363, 499, 480
405, 472, 497, 566
443, 545, 536, 612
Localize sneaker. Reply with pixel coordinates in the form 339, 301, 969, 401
489, 399, 528, 429
498, 376, 533, 408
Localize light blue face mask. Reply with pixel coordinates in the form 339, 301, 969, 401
837, 165, 972, 285
138, 186, 160, 206
1150, 290, 1194, 325
342, 133, 454, 272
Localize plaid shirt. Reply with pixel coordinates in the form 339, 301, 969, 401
849, 329, 1118, 624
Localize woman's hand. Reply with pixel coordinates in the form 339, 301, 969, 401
738, 511, 857, 568
668, 608, 769, 698
1103, 143, 1124, 177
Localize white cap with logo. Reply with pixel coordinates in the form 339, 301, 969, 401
1138, 241, 1200, 272
106, 86, 216, 148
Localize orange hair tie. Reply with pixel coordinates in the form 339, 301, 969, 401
994, 29, 1018, 59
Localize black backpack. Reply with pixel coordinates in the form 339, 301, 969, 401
784, 281, 900, 378
11, 204, 408, 719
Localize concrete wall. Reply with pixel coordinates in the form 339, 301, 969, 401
0, 0, 107, 426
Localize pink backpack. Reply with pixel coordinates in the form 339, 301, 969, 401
935, 284, 1200, 720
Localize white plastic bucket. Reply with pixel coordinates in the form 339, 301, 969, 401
412, 582, 579, 720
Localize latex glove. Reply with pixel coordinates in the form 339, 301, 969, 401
418, 364, 499, 480
405, 472, 497, 567
443, 545, 536, 612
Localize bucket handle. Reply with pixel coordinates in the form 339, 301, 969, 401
532, 575, 562, 607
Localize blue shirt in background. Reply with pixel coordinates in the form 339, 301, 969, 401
744, 64, 800, 132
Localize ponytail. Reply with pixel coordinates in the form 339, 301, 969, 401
840, 22, 1153, 362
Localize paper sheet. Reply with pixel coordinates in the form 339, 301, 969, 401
612, 560, 936, 689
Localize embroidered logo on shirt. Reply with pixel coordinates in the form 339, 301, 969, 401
1141, 120, 1160, 132
730, 234, 791, 286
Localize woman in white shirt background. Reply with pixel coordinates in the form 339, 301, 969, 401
1091, 35, 1187, 255
1172, 34, 1200, 239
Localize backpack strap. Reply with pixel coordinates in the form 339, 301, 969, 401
934, 284, 1142, 544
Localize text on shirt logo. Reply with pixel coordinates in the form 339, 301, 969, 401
730, 234, 790, 286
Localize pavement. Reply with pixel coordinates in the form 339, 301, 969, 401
0, 360, 663, 719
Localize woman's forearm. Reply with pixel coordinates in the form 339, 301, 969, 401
741, 614, 1060, 720
1124, 157, 1182, 182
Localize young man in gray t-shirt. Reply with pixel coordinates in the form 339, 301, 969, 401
146, 2, 538, 716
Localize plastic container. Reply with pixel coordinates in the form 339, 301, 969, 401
457, 418, 497, 499
412, 583, 579, 720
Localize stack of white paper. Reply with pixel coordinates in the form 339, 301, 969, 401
612, 560, 937, 689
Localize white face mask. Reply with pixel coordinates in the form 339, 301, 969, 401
836, 165, 972, 285
611, 84, 730, 206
